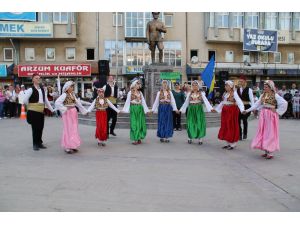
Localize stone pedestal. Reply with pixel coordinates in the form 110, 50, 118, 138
143, 63, 174, 106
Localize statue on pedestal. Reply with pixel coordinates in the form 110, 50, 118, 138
146, 12, 167, 64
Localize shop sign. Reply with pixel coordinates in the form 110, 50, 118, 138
0, 12, 37, 21
0, 64, 7, 77
125, 66, 143, 74
0, 22, 53, 38
18, 64, 91, 77
160, 72, 181, 80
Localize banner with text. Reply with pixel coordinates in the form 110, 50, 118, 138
243, 29, 278, 52
0, 22, 53, 38
18, 64, 92, 77
0, 64, 7, 77
0, 12, 37, 21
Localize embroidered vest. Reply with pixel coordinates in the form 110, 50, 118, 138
261, 92, 277, 106
159, 90, 171, 101
131, 91, 142, 103
223, 91, 236, 103
95, 97, 109, 110
63, 93, 76, 106
190, 91, 203, 103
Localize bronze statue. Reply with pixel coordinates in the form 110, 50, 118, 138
146, 12, 167, 64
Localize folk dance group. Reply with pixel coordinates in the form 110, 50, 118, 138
23, 74, 288, 160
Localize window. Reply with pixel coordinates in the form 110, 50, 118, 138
225, 50, 234, 62
3, 48, 13, 61
104, 41, 124, 66
250, 52, 259, 63
25, 48, 35, 61
113, 13, 123, 26
164, 41, 182, 67
39, 12, 52, 22
243, 51, 250, 63
279, 12, 290, 30
45, 48, 55, 61
53, 12, 68, 24
245, 12, 258, 29
265, 12, 277, 30
86, 48, 95, 61
287, 52, 294, 64
209, 12, 215, 27
164, 14, 173, 27
259, 52, 268, 63
274, 52, 281, 63
125, 12, 163, 38
208, 50, 216, 61
216, 12, 229, 28
66, 48, 75, 61
294, 12, 300, 30
190, 50, 198, 59
232, 12, 243, 28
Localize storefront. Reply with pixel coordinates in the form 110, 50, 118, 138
17, 64, 95, 99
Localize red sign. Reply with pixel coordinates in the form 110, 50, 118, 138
18, 64, 92, 77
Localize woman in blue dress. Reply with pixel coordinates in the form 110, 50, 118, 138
151, 80, 178, 143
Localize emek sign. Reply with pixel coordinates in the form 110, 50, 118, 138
18, 64, 91, 77
243, 29, 278, 52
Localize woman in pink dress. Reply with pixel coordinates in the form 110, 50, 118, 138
55, 81, 88, 154
243, 80, 287, 159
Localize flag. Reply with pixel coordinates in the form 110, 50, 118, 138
201, 56, 215, 99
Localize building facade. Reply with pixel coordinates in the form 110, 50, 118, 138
1, 12, 300, 98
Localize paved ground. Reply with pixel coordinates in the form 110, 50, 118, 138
0, 117, 300, 212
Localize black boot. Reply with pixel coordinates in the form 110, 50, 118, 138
33, 145, 40, 151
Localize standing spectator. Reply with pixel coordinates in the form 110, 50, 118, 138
292, 91, 300, 119
15, 84, 22, 117
45, 86, 55, 117
0, 86, 6, 119
290, 83, 298, 97
172, 82, 185, 131
3, 85, 9, 118
6, 85, 16, 118
277, 85, 288, 97
213, 92, 222, 106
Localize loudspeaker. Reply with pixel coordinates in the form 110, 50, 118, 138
217, 71, 229, 95
98, 60, 110, 77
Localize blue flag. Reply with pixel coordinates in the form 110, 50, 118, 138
201, 56, 215, 99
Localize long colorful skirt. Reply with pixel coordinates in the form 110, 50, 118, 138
218, 105, 240, 143
251, 108, 279, 153
130, 104, 147, 141
187, 104, 206, 139
61, 107, 81, 149
95, 110, 108, 141
157, 104, 174, 138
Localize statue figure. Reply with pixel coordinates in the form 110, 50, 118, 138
146, 12, 167, 64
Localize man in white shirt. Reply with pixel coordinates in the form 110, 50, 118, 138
23, 74, 54, 151
237, 75, 255, 140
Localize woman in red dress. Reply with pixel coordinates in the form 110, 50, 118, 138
88, 88, 120, 147
213, 80, 244, 150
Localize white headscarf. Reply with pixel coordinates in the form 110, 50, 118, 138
264, 80, 276, 91
225, 80, 234, 89
62, 81, 74, 93
191, 80, 202, 90
130, 79, 140, 89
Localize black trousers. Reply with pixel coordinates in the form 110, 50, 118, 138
173, 111, 182, 129
239, 104, 251, 136
27, 110, 45, 146
107, 105, 118, 134
16, 103, 22, 117
8, 102, 16, 118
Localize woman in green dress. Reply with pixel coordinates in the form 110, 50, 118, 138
122, 79, 150, 145
179, 80, 213, 145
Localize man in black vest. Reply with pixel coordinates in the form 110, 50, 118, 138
237, 75, 254, 140
103, 75, 119, 136
23, 74, 54, 150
